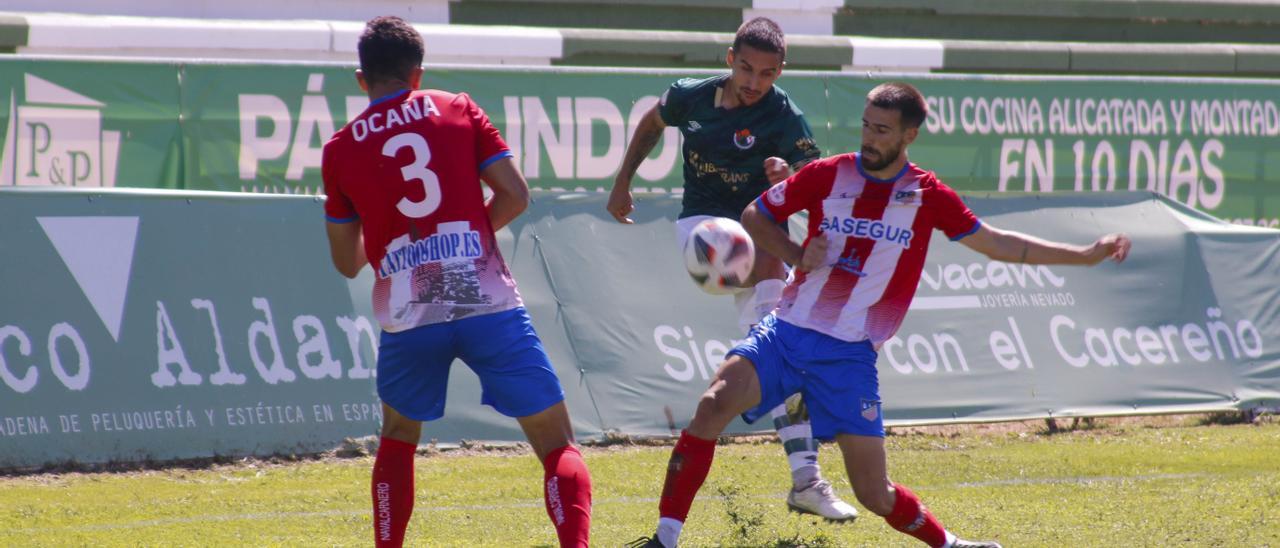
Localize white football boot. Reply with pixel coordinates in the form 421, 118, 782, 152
787, 479, 859, 522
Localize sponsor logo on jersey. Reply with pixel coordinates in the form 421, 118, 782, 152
377, 230, 483, 278
766, 182, 787, 205
819, 215, 914, 248
836, 255, 867, 277
732, 129, 755, 150
794, 137, 818, 155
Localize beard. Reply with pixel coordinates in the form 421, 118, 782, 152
859, 143, 901, 171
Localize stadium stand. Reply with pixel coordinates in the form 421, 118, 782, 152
0, 1, 1277, 74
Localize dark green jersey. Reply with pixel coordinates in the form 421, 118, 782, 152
658, 75, 820, 220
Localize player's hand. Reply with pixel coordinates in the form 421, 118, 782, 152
798, 236, 829, 272
764, 157, 792, 184
606, 180, 635, 224
1085, 233, 1131, 264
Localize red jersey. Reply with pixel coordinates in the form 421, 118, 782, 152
322, 89, 521, 332
756, 153, 980, 345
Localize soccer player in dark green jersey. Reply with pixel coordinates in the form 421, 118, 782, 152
607, 17, 857, 522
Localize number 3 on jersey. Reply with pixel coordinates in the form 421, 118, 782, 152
383, 133, 442, 218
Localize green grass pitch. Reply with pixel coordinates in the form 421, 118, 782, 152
1, 417, 1277, 546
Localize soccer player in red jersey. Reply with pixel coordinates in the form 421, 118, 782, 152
322, 16, 591, 547
630, 82, 1131, 548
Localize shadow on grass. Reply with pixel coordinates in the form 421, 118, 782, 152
1193, 410, 1258, 426
1037, 416, 1107, 436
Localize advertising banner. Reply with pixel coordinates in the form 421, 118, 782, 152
7, 188, 1276, 469
827, 76, 1280, 229
0, 57, 183, 190
535, 192, 1280, 435
0, 187, 603, 469
3, 57, 1278, 227
179, 63, 830, 196
0, 188, 383, 468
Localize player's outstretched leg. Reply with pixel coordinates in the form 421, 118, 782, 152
372, 404, 422, 548
518, 401, 593, 548
835, 434, 1002, 548
772, 396, 858, 521
740, 278, 858, 522
632, 354, 763, 548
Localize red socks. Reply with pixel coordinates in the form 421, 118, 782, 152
658, 430, 717, 522
371, 437, 417, 547
884, 483, 949, 547
371, 438, 593, 547
542, 445, 593, 548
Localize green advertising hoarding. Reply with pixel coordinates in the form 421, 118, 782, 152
177, 63, 805, 195
0, 187, 606, 469
3, 57, 1277, 227
2, 187, 1277, 469
0, 57, 183, 190
825, 76, 1280, 229
0, 188, 382, 468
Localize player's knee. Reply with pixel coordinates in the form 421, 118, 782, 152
695, 388, 739, 421
524, 426, 574, 462
380, 414, 420, 443
695, 390, 725, 418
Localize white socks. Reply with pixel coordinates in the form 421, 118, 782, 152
657, 517, 683, 547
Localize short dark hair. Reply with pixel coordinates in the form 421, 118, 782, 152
867, 82, 928, 129
357, 16, 424, 86
732, 17, 786, 60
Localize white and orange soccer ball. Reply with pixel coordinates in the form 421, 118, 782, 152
683, 217, 755, 295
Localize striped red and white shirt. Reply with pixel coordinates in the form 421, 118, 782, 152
756, 152, 980, 345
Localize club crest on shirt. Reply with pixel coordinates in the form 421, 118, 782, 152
732, 129, 756, 150
860, 398, 880, 421
894, 189, 922, 204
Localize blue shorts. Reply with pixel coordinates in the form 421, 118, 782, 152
376, 307, 565, 421
729, 314, 883, 440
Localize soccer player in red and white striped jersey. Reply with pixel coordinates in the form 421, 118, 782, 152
763, 140, 979, 346
631, 82, 1130, 548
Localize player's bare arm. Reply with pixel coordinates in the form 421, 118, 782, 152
740, 200, 832, 272
607, 104, 667, 224
960, 223, 1131, 265
480, 156, 531, 231
325, 220, 368, 279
